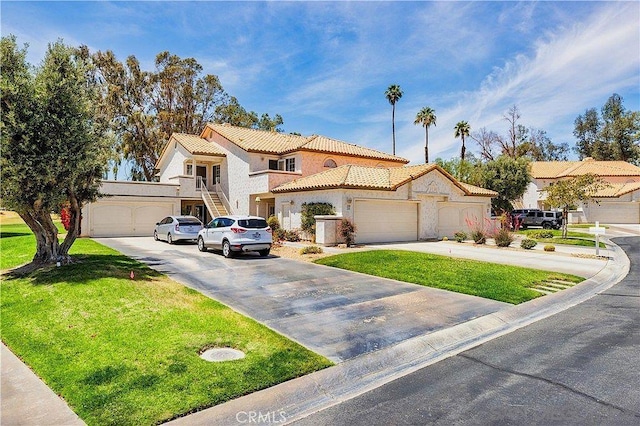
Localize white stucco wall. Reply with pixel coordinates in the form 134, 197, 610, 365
158, 143, 192, 183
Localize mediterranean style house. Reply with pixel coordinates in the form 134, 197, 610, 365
81, 123, 496, 243
521, 159, 640, 224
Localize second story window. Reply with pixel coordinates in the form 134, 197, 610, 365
268, 158, 295, 172
285, 158, 295, 172
186, 164, 193, 175
269, 159, 279, 170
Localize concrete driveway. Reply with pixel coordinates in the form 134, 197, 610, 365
96, 237, 508, 362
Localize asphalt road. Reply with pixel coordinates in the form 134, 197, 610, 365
294, 236, 640, 426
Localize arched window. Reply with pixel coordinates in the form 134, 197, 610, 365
324, 159, 337, 168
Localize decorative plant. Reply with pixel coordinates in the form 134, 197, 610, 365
493, 228, 514, 247
300, 245, 323, 255
284, 229, 301, 242
544, 244, 556, 252
529, 230, 554, 239
521, 238, 537, 249
338, 218, 357, 247
454, 231, 467, 243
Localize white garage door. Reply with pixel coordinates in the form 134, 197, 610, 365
354, 200, 418, 244
437, 202, 483, 238
587, 202, 639, 224
89, 201, 175, 237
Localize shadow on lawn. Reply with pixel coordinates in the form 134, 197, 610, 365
4, 253, 163, 285
0, 231, 32, 239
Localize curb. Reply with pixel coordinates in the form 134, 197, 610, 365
165, 237, 630, 426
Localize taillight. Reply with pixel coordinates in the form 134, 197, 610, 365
266, 227, 272, 233
175, 224, 180, 232
230, 227, 246, 234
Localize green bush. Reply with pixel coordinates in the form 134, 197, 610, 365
454, 231, 467, 243
267, 215, 280, 232
529, 230, 554, 239
300, 245, 323, 255
544, 244, 556, 252
273, 228, 286, 242
493, 228, 514, 247
471, 230, 486, 244
521, 238, 537, 249
442, 236, 449, 241
301, 202, 335, 236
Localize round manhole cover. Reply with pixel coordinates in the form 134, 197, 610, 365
200, 348, 245, 362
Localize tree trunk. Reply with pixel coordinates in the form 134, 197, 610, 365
425, 127, 429, 163
59, 191, 81, 261
391, 104, 396, 155
460, 136, 466, 162
19, 204, 60, 265
562, 207, 569, 239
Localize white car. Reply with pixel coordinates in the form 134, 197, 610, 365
154, 215, 203, 244
197, 215, 272, 257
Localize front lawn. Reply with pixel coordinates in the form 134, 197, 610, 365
1, 228, 332, 425
315, 250, 583, 304
517, 229, 606, 248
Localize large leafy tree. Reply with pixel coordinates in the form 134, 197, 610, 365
454, 120, 471, 163
414, 106, 436, 163
385, 84, 403, 155
574, 94, 640, 164
543, 174, 607, 238
94, 50, 285, 180
1, 36, 109, 266
478, 156, 531, 213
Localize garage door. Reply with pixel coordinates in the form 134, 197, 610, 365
354, 200, 418, 244
89, 201, 175, 237
437, 202, 483, 238
586, 202, 639, 224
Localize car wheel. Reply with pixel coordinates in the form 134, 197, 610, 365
197, 236, 207, 252
222, 240, 234, 258
259, 248, 270, 257
167, 233, 173, 244
542, 222, 552, 229
154, 231, 159, 241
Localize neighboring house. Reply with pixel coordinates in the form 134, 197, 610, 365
81, 123, 497, 242
521, 158, 640, 224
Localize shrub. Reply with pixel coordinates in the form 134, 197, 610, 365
521, 238, 537, 249
338, 218, 357, 247
299, 245, 323, 255
284, 229, 300, 242
544, 244, 555, 252
273, 228, 286, 242
454, 231, 467, 243
300, 202, 335, 236
441, 236, 448, 241
471, 230, 486, 245
529, 230, 554, 239
493, 228, 514, 247
267, 215, 280, 232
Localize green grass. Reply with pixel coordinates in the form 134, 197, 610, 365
517, 229, 606, 248
1, 225, 332, 425
315, 250, 583, 305
567, 223, 609, 229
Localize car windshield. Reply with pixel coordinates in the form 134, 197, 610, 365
177, 218, 201, 226
238, 219, 268, 229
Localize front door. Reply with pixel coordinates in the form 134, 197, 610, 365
195, 205, 206, 224
196, 166, 207, 189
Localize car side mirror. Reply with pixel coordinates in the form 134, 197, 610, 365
155, 222, 160, 225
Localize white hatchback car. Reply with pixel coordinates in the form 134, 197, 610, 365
154, 215, 203, 244
197, 215, 272, 257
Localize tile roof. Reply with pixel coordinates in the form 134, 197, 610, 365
172, 133, 226, 156
592, 182, 640, 198
530, 160, 640, 178
272, 164, 497, 197
204, 123, 408, 163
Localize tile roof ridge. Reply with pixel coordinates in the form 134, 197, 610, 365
340, 164, 353, 186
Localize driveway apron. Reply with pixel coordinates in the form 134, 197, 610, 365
96, 238, 508, 362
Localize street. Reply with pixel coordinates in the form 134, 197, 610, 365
294, 236, 640, 426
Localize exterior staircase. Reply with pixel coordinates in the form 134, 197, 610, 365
201, 185, 228, 219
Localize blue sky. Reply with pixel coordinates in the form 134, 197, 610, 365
2, 1, 639, 165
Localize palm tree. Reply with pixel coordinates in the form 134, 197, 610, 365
385, 84, 403, 155
414, 107, 437, 163
454, 120, 471, 162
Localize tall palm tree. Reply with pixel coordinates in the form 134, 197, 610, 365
454, 120, 471, 162
414, 106, 437, 163
385, 84, 403, 155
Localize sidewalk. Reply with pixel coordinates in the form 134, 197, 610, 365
1, 237, 632, 426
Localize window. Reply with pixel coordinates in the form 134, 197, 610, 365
324, 159, 337, 168
268, 159, 279, 170
285, 158, 295, 172
186, 164, 193, 175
